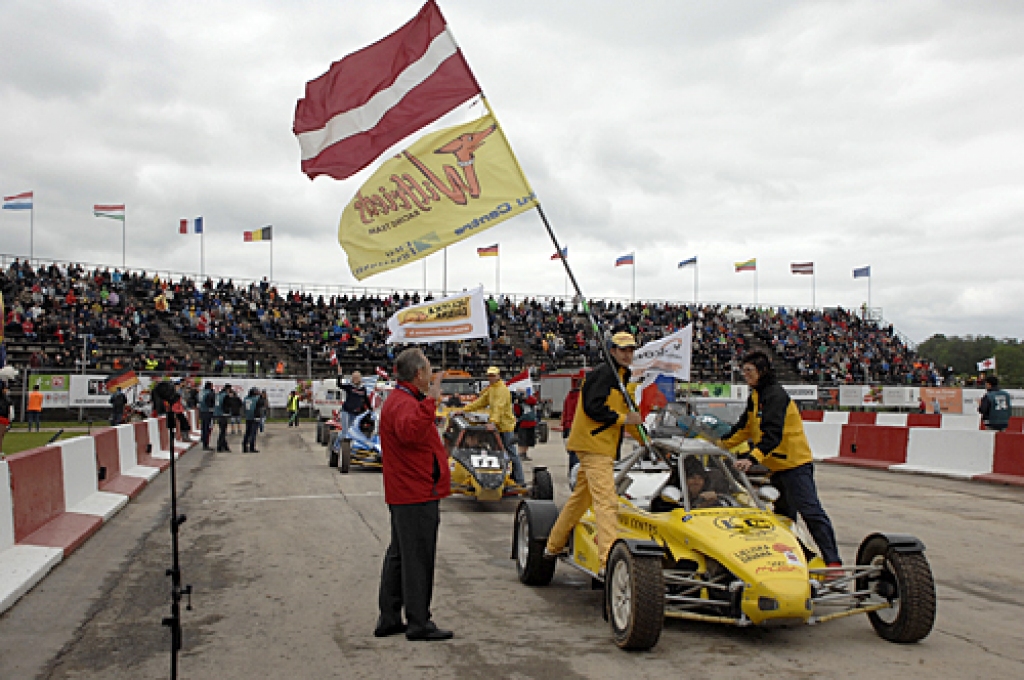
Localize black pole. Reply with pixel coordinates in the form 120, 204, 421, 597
161, 400, 192, 680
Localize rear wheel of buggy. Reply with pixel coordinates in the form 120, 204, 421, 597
340, 439, 352, 473
857, 536, 936, 643
531, 468, 554, 501
514, 504, 556, 586
328, 433, 340, 468
607, 543, 664, 651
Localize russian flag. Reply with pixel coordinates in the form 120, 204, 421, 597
505, 369, 533, 395
3, 191, 33, 210
615, 253, 634, 267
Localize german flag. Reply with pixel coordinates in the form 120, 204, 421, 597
106, 369, 139, 393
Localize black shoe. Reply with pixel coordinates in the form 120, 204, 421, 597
250, 449, 259, 453
406, 624, 453, 641
373, 621, 408, 638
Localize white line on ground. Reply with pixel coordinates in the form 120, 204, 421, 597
200, 492, 382, 504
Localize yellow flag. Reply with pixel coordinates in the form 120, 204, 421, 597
339, 113, 537, 280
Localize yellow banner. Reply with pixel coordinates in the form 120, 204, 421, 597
339, 114, 537, 280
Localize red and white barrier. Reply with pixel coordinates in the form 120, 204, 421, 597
0, 460, 63, 613
803, 422, 842, 460
828, 425, 909, 469
893, 429, 996, 479
1, 417, 197, 614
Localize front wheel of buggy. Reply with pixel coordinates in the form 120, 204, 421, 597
515, 505, 556, 586
607, 543, 664, 651
327, 434, 340, 468
531, 468, 554, 501
340, 439, 352, 473
859, 537, 936, 643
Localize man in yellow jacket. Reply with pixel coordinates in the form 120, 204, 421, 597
462, 366, 524, 485
545, 333, 642, 572
725, 351, 842, 569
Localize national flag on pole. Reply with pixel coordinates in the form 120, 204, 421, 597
179, 217, 203, 234
244, 226, 273, 242
293, 0, 481, 181
477, 244, 499, 257
853, 266, 871, 279
735, 258, 756, 272
506, 369, 533, 395
678, 256, 697, 268
3, 191, 33, 210
615, 253, 634, 267
93, 204, 125, 221
106, 368, 139, 392
791, 262, 814, 275
550, 247, 567, 260
977, 357, 996, 372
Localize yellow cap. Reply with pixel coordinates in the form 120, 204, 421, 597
486, 366, 501, 375
611, 332, 637, 348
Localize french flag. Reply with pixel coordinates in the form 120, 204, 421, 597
293, 0, 481, 180
179, 217, 203, 234
506, 369, 533, 395
615, 253, 634, 267
3, 191, 33, 210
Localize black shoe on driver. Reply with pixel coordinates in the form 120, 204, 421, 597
373, 621, 407, 638
406, 623, 453, 641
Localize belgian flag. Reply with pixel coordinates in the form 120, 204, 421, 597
244, 226, 273, 242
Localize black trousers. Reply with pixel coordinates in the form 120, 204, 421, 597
243, 419, 258, 451
200, 412, 213, 447
378, 501, 440, 635
772, 463, 841, 564
216, 416, 229, 451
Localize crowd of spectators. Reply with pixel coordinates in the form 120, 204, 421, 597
3, 258, 926, 386
746, 306, 931, 385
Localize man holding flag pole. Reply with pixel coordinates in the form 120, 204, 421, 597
293, 0, 656, 634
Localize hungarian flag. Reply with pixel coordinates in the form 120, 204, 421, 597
94, 204, 125, 221
293, 0, 481, 180
106, 369, 139, 392
244, 226, 272, 242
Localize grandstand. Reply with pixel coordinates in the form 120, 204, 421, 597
1, 254, 928, 395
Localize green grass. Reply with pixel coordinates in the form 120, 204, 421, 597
1, 431, 77, 457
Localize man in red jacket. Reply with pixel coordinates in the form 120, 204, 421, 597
375, 348, 453, 642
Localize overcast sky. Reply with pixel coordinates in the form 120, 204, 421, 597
1, 0, 1022, 344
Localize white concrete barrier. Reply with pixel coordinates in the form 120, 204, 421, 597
940, 414, 982, 430
822, 411, 849, 425
892, 429, 996, 479
0, 460, 64, 614
115, 424, 159, 482
876, 413, 908, 427
57, 437, 129, 520
146, 418, 174, 460
803, 422, 843, 460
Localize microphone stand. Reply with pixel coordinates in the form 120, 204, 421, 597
161, 397, 192, 679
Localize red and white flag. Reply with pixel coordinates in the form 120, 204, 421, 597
376, 366, 389, 380
293, 0, 481, 180
506, 369, 533, 395
977, 357, 996, 371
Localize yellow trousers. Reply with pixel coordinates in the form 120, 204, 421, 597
546, 451, 618, 567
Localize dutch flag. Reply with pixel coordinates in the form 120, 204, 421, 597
3, 191, 33, 210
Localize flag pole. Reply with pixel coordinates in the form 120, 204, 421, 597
496, 249, 500, 295
812, 270, 816, 309
201, 228, 205, 280
754, 266, 758, 307
632, 251, 636, 303
30, 202, 34, 262
694, 260, 698, 305
122, 209, 126, 268
478, 96, 650, 465
270, 237, 274, 284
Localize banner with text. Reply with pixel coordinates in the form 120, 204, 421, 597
386, 287, 489, 344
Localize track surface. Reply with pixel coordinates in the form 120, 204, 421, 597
2, 424, 1023, 679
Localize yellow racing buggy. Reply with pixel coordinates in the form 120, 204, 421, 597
444, 413, 553, 502
512, 408, 936, 650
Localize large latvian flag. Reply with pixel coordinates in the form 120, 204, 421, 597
106, 368, 139, 392
293, 1, 481, 180
244, 226, 272, 242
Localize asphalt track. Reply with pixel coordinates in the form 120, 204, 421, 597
2, 423, 1023, 679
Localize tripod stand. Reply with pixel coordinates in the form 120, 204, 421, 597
160, 400, 192, 679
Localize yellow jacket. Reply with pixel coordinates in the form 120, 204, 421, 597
566, 362, 639, 458
464, 380, 516, 433
721, 382, 813, 472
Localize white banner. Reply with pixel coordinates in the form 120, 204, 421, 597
386, 286, 489, 344
782, 384, 818, 401
882, 386, 919, 408
630, 325, 692, 383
